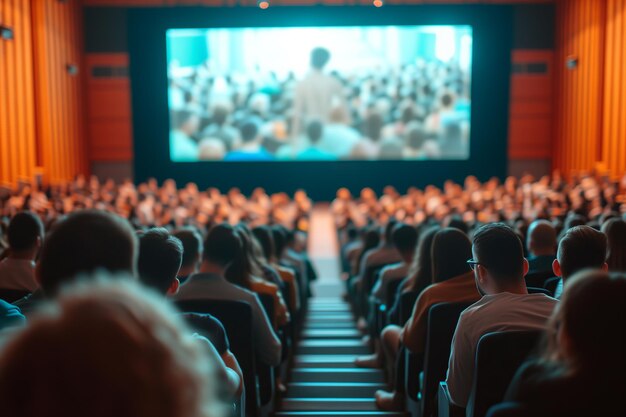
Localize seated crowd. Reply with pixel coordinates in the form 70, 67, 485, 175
0, 180, 317, 417
336, 172, 625, 416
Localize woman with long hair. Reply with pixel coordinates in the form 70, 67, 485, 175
505, 270, 626, 416
225, 225, 289, 328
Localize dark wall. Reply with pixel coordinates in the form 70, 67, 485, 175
84, 4, 554, 200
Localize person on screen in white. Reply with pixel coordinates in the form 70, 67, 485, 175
224, 120, 273, 161
292, 47, 347, 137
169, 110, 200, 162
296, 121, 336, 161
445, 223, 557, 408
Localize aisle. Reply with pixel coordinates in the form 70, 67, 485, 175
274, 206, 405, 416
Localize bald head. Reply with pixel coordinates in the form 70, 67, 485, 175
527, 220, 557, 256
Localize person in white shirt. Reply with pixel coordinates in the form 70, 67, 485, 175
446, 223, 557, 408
0, 212, 43, 292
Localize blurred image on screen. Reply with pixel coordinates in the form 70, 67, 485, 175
166, 25, 473, 162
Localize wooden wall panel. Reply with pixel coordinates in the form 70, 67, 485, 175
553, 0, 605, 175
32, 0, 87, 184
0, 0, 37, 187
601, 0, 626, 177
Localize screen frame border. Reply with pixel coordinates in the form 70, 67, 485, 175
128, 5, 513, 200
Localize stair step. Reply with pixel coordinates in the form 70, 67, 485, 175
308, 305, 351, 312
301, 329, 361, 339
286, 382, 385, 397
296, 340, 370, 355
293, 355, 358, 368
275, 412, 407, 417
291, 368, 385, 383
303, 321, 356, 329
281, 398, 378, 411
306, 313, 353, 320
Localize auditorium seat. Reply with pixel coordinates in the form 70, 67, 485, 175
175, 299, 267, 417
543, 277, 561, 297
466, 330, 542, 417
525, 271, 555, 289
407, 302, 473, 417
526, 287, 551, 296
399, 291, 420, 325
486, 403, 530, 417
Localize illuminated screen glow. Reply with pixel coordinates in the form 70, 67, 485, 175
166, 25, 473, 162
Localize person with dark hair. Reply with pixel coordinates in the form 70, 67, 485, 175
174, 224, 282, 366
350, 112, 384, 159
170, 109, 200, 162
505, 270, 626, 417
371, 224, 419, 303
526, 220, 557, 275
445, 223, 557, 408
601, 218, 626, 272
552, 225, 608, 298
296, 120, 336, 160
373, 228, 480, 410
357, 219, 402, 278
202, 103, 240, 151
173, 227, 204, 283
137, 228, 243, 398
224, 120, 273, 161
0, 211, 44, 291
293, 47, 346, 136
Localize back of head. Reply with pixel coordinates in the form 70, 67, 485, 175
383, 219, 398, 244
407, 225, 440, 292
364, 112, 384, 142
472, 223, 525, 285
239, 120, 259, 143
138, 228, 183, 294
271, 225, 288, 259
555, 270, 626, 374
445, 216, 469, 235
432, 228, 472, 283
601, 218, 626, 272
557, 225, 607, 279
173, 227, 203, 270
37, 210, 137, 297
0, 275, 217, 417
527, 219, 557, 255
391, 224, 419, 256
212, 103, 230, 126
7, 211, 43, 253
203, 223, 241, 268
311, 47, 330, 70
252, 225, 275, 261
306, 120, 323, 144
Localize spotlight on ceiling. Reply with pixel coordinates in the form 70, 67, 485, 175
373, 0, 384, 7
258, 0, 270, 9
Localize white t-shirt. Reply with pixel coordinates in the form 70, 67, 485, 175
446, 291, 558, 407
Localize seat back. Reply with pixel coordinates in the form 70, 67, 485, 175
467, 330, 542, 417
385, 277, 405, 308
526, 287, 551, 296
543, 277, 560, 297
486, 402, 530, 417
419, 301, 473, 417
175, 299, 259, 416
0, 289, 30, 303
359, 264, 385, 317
525, 271, 554, 289
399, 291, 420, 325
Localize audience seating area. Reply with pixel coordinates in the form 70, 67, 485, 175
0, 173, 625, 417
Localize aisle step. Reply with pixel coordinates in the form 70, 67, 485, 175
296, 340, 369, 355
303, 321, 356, 329
293, 355, 357, 368
286, 382, 385, 397
275, 412, 406, 417
291, 368, 384, 383
301, 329, 361, 339
281, 398, 378, 411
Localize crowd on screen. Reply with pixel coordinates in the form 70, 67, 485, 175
168, 48, 470, 162
0, 172, 625, 417
335, 171, 626, 416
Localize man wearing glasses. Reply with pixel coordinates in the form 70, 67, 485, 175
445, 223, 557, 409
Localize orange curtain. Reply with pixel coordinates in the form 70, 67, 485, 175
0, 0, 86, 188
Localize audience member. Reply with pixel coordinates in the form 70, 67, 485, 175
296, 120, 336, 160
601, 218, 626, 272
552, 225, 607, 298
0, 211, 43, 291
224, 120, 273, 161
445, 223, 557, 408
173, 227, 204, 283
526, 220, 557, 275
505, 270, 626, 417
175, 224, 282, 366
137, 228, 243, 397
0, 276, 224, 417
